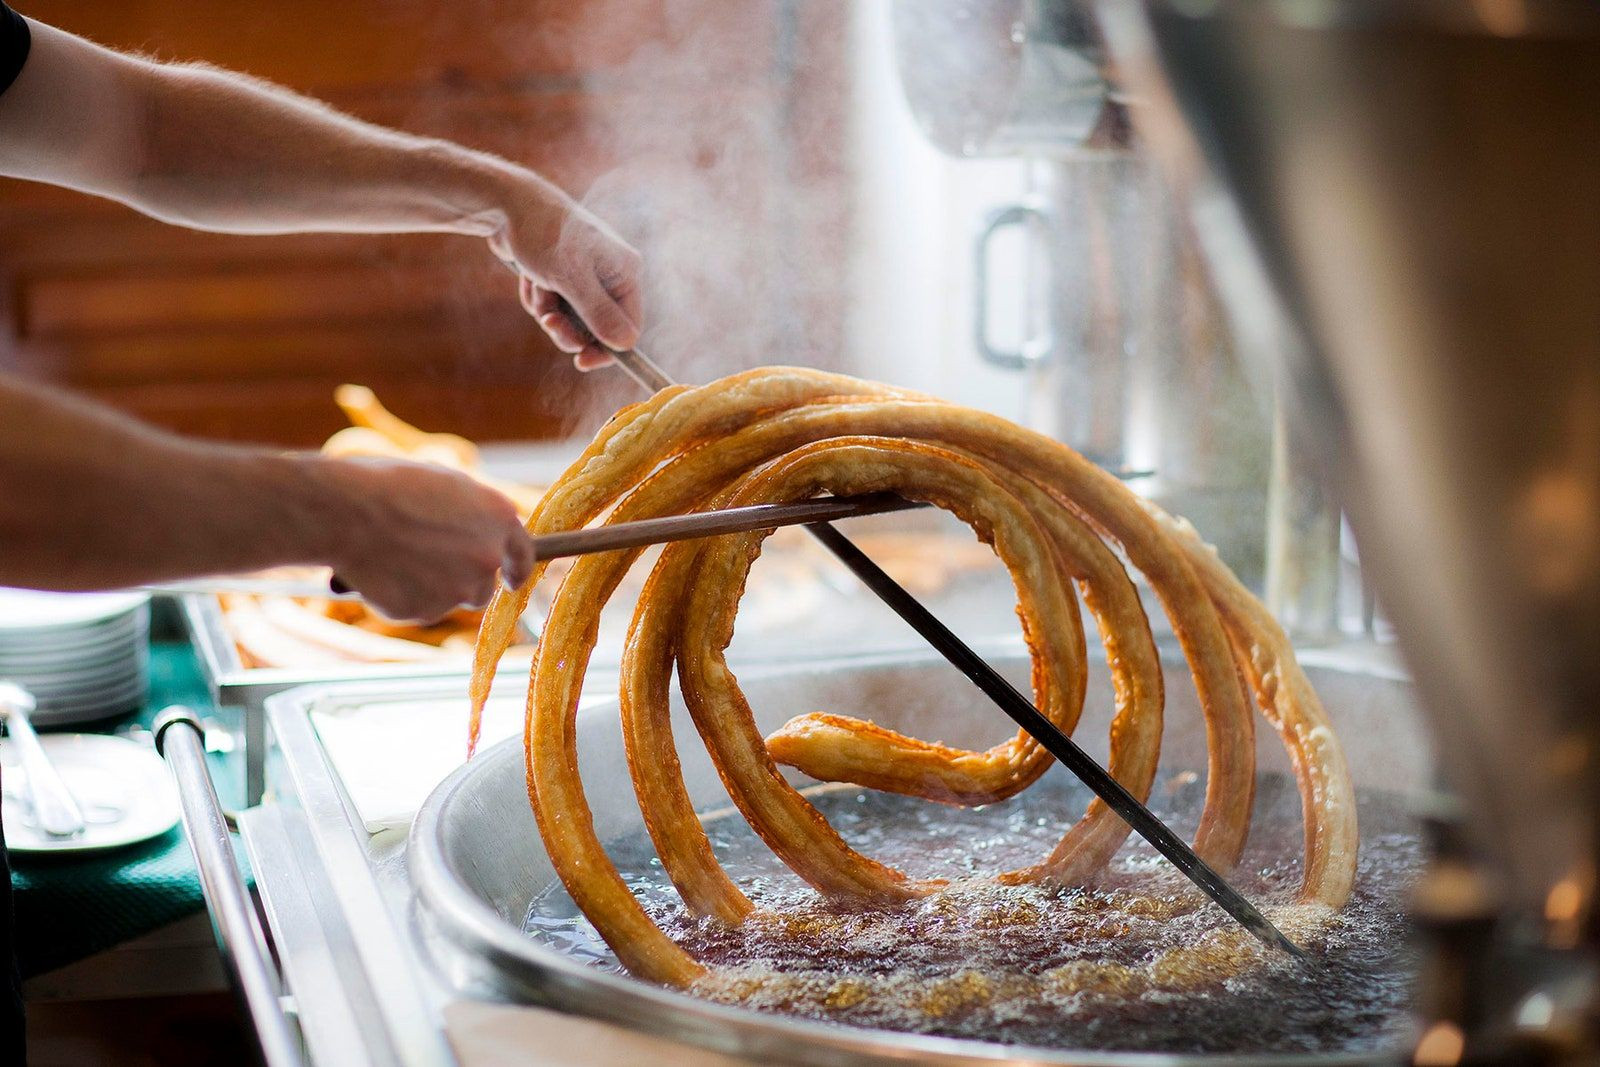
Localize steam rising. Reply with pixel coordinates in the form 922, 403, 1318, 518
556, 3, 854, 428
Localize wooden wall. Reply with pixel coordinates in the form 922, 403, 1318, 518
0, 1, 849, 445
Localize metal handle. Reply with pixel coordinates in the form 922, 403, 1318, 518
972, 201, 1054, 371
156, 707, 303, 1067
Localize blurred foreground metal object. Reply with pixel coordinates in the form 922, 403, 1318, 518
1099, 1, 1600, 1059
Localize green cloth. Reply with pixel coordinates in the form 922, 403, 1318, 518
11, 639, 249, 979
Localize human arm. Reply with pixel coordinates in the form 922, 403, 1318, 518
0, 375, 534, 620
0, 17, 639, 366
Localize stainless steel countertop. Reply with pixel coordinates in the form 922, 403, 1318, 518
242, 679, 503, 1067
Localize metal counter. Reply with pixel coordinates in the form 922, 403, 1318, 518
237, 680, 480, 1067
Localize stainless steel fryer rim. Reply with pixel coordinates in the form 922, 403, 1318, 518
408, 731, 1407, 1067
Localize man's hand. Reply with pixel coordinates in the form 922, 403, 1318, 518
0, 375, 535, 612
310, 457, 535, 622
487, 180, 644, 371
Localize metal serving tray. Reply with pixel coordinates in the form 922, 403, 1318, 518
181, 591, 527, 804
243, 641, 1427, 1067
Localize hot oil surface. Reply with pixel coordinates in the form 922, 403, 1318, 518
524, 773, 1421, 1055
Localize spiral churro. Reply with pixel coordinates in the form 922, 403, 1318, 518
469, 367, 1357, 986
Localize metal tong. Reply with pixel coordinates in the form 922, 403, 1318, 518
147, 493, 929, 602
599, 344, 1305, 959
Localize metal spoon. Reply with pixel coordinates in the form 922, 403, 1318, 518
0, 680, 86, 838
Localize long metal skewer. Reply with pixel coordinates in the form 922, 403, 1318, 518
807, 525, 1305, 958
530, 492, 925, 560
307, 494, 926, 599
597, 344, 1303, 958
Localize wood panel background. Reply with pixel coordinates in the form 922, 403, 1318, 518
0, 1, 850, 445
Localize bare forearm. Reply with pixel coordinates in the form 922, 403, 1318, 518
0, 376, 336, 590
135, 62, 552, 237
0, 23, 528, 238
0, 15, 642, 363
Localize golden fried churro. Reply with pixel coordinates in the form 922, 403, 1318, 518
334, 383, 480, 468
470, 367, 1356, 985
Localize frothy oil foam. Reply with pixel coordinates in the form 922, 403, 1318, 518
524, 773, 1422, 1055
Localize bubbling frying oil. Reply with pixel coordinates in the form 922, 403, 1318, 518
523, 773, 1422, 1055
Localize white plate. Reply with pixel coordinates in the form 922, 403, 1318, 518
0, 650, 142, 674
0, 618, 147, 652
28, 696, 147, 730
19, 686, 147, 712
4, 638, 146, 668
0, 589, 151, 632
4, 652, 148, 690
0, 646, 147, 673
0, 634, 145, 665
0, 610, 142, 635
0, 637, 147, 670
12, 650, 146, 682
16, 684, 147, 710
0, 613, 145, 637
1, 733, 179, 853
29, 684, 147, 716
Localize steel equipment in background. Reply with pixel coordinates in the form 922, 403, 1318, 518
891, 0, 1338, 616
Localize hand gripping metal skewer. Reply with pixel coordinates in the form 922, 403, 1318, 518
599, 344, 1304, 959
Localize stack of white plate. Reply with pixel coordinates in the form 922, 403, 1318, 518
0, 588, 151, 726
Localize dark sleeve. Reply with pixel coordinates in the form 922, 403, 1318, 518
0, 2, 31, 97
